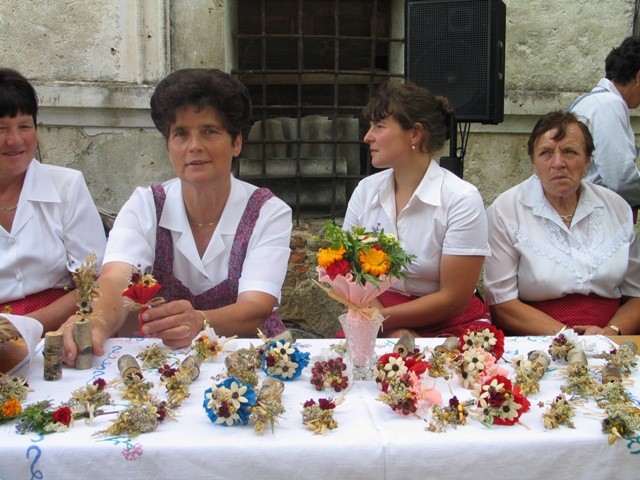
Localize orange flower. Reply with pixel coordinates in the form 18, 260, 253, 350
1, 398, 22, 418
317, 246, 347, 268
359, 248, 390, 276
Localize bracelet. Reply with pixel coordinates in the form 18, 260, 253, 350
197, 310, 209, 332
607, 324, 622, 336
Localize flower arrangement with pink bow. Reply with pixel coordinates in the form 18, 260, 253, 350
315, 220, 415, 380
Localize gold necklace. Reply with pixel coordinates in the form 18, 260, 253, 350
0, 204, 18, 212
559, 213, 574, 223
189, 220, 217, 227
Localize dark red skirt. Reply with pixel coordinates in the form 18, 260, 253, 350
0, 288, 68, 316
525, 293, 620, 329
378, 290, 492, 337
333, 290, 492, 338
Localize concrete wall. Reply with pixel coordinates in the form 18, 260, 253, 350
1, 0, 639, 336
1, 0, 637, 210
0, 0, 640, 212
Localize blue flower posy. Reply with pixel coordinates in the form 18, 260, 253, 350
262, 340, 310, 381
203, 377, 257, 426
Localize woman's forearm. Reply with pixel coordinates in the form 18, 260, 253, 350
89, 262, 137, 336
607, 297, 640, 335
203, 291, 277, 337
28, 290, 79, 332
380, 254, 484, 331
379, 290, 471, 330
490, 299, 565, 335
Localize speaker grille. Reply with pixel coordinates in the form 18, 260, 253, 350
406, 0, 505, 124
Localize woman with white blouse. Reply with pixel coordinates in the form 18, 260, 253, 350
344, 81, 491, 338
0, 68, 106, 332
484, 111, 640, 336
61, 69, 292, 364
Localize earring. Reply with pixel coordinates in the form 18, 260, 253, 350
411, 145, 416, 150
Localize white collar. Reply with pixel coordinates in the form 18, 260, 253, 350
518, 175, 605, 224
376, 160, 444, 210
157, 175, 248, 271
597, 78, 628, 110
20, 160, 61, 203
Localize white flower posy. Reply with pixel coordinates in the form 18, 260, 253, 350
266, 342, 299, 379
463, 328, 497, 351
462, 349, 485, 373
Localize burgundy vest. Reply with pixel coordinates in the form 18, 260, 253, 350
150, 184, 285, 337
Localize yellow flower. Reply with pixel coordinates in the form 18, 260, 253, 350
1, 398, 22, 417
317, 246, 346, 268
141, 274, 158, 287
359, 248, 390, 276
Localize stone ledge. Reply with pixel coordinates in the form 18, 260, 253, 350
33, 82, 640, 132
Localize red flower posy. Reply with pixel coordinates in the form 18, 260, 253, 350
122, 282, 162, 306
122, 274, 163, 334
52, 406, 72, 426
375, 352, 430, 382
459, 324, 505, 361
475, 375, 530, 426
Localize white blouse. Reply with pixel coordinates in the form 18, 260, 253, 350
0, 160, 107, 302
104, 175, 292, 299
570, 78, 640, 206
484, 175, 640, 305
344, 161, 489, 297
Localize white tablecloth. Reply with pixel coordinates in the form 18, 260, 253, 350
1, 336, 638, 479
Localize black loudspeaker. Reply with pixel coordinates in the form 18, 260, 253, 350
406, 0, 506, 124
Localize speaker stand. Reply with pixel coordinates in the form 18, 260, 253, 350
439, 155, 463, 179
439, 116, 465, 179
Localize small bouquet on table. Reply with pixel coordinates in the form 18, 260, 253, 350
315, 220, 415, 380
121, 269, 165, 337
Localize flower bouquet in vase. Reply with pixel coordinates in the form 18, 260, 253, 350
315, 221, 415, 380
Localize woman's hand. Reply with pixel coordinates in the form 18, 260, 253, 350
573, 325, 608, 335
140, 299, 201, 348
60, 314, 111, 366
59, 261, 147, 365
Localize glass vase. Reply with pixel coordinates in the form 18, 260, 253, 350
338, 310, 383, 381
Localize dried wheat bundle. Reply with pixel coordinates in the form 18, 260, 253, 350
0, 316, 20, 344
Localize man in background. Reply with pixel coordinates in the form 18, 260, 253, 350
570, 36, 640, 219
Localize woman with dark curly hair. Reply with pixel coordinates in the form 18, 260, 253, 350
62, 69, 292, 364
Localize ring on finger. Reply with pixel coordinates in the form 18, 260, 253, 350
183, 323, 191, 337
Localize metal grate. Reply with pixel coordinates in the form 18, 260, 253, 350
233, 0, 404, 220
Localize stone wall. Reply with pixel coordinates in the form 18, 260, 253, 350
280, 220, 344, 338
1, 0, 639, 336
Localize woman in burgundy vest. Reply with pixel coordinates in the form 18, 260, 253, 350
61, 69, 291, 365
